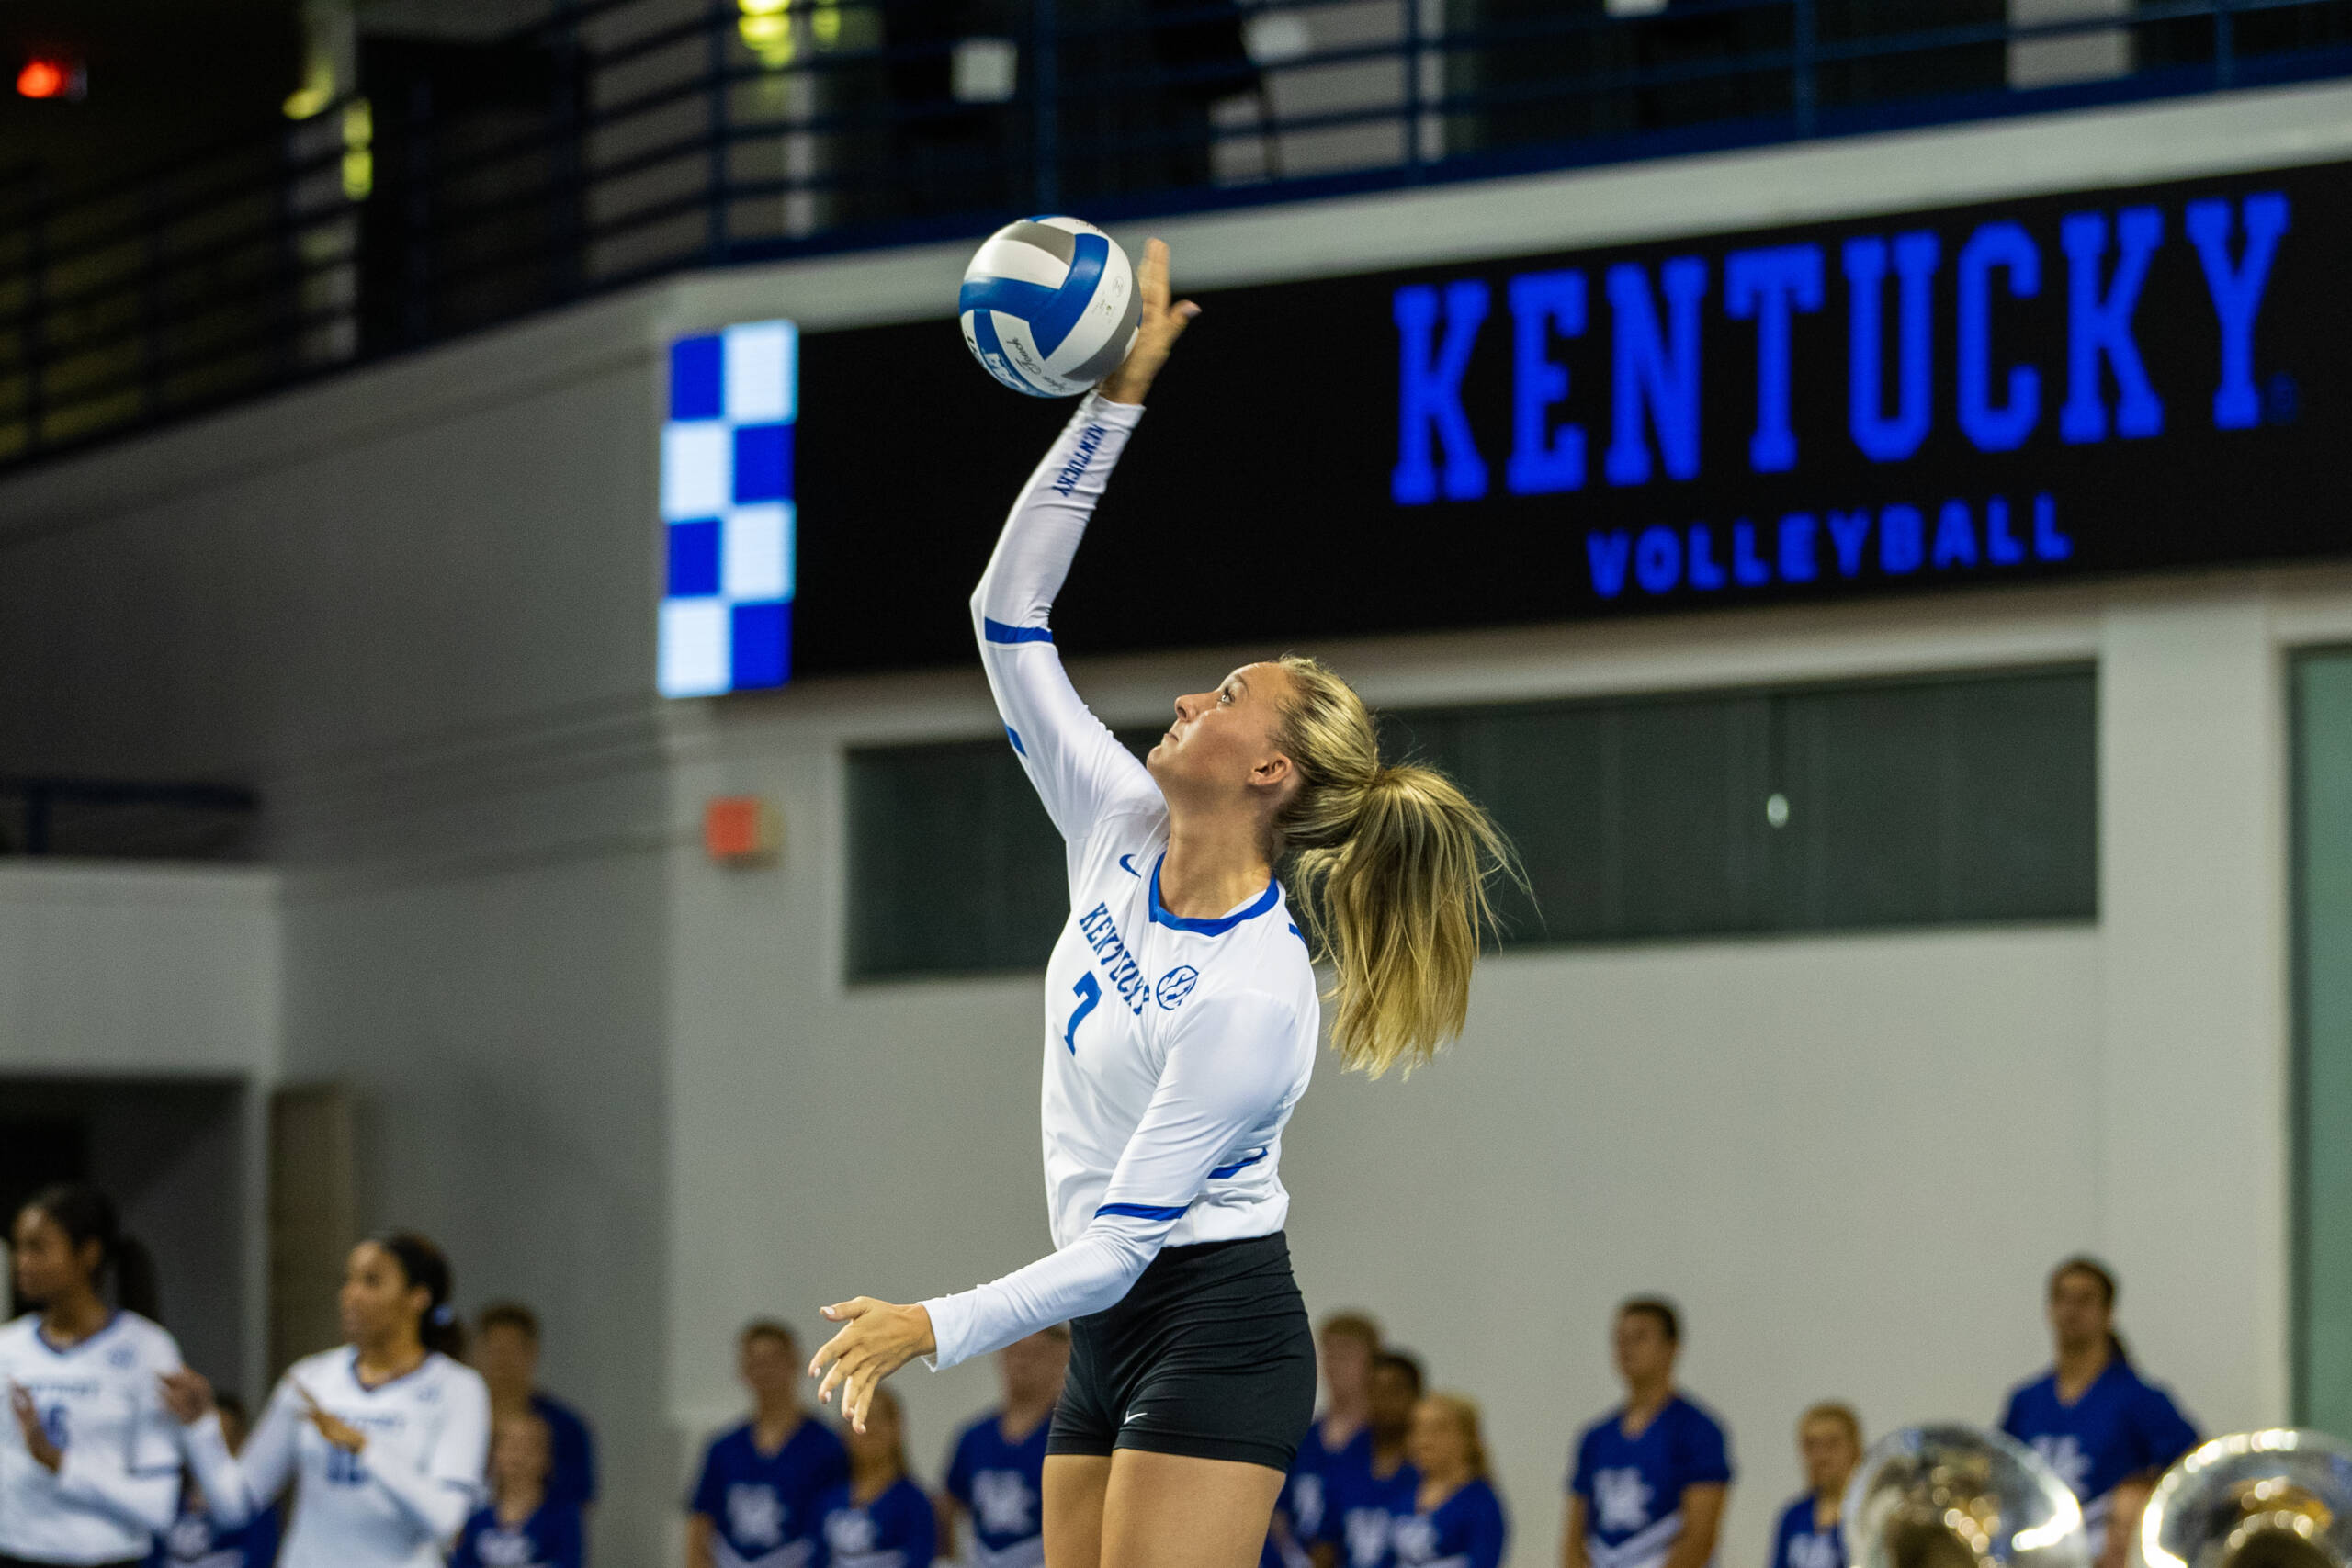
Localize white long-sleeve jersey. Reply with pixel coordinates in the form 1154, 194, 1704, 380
919, 393, 1321, 1371
0, 1311, 187, 1564
184, 1348, 489, 1568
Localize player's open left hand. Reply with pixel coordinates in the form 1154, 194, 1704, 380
295, 1382, 368, 1454
1097, 238, 1200, 408
808, 1296, 935, 1434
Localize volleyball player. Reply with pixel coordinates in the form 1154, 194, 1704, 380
167, 1232, 491, 1568
1997, 1258, 2199, 1568
804, 236, 1510, 1568
688, 1322, 848, 1568
1387, 1395, 1507, 1568
0, 1185, 187, 1568
149, 1393, 279, 1568
451, 1410, 582, 1568
1564, 1300, 1733, 1568
942, 1327, 1068, 1568
1317, 1350, 1425, 1568
1765, 1405, 1860, 1568
810, 1388, 933, 1568
1269, 1315, 1382, 1568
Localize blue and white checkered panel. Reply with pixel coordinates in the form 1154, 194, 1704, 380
659, 320, 798, 697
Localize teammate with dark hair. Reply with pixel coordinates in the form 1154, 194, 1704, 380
166, 1232, 491, 1568
1, 1185, 189, 1568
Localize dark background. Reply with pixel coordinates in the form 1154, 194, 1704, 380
796, 159, 2352, 678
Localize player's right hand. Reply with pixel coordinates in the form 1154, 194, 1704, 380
1098, 239, 1200, 407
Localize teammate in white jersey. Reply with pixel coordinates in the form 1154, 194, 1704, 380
807, 241, 1510, 1568
1, 1185, 187, 1568
169, 1232, 490, 1568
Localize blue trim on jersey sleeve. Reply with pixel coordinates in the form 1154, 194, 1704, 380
1148, 854, 1281, 935
1097, 1201, 1189, 1221
1006, 726, 1026, 755
1208, 1148, 1267, 1179
983, 617, 1055, 645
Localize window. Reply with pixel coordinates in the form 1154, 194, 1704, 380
844, 666, 2095, 979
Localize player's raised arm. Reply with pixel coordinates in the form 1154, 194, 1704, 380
968, 239, 1201, 845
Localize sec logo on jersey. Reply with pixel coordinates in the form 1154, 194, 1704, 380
1154, 966, 1201, 1008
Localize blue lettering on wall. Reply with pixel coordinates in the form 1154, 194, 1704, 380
1605, 257, 1707, 485
1846, 232, 1939, 461
2060, 206, 2165, 442
1724, 243, 1825, 473
1580, 492, 2066, 598
1391, 281, 1489, 503
1956, 221, 2041, 452
2186, 192, 2289, 431
1507, 269, 1587, 494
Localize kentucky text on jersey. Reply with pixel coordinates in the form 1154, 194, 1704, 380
1077, 903, 1151, 1015
920, 390, 1320, 1371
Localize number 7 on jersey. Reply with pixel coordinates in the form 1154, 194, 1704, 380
1063, 973, 1102, 1054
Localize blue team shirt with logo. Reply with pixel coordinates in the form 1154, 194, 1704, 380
1319, 1458, 1421, 1568
145, 1499, 280, 1568
1770, 1496, 1843, 1568
1389, 1477, 1509, 1568
945, 1412, 1051, 1566
811, 1477, 935, 1568
1569, 1397, 1735, 1568
532, 1392, 599, 1511
1999, 1360, 2199, 1509
689, 1418, 852, 1568
1262, 1421, 1374, 1568
451, 1498, 584, 1568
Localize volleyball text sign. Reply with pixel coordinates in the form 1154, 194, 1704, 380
785, 160, 2350, 678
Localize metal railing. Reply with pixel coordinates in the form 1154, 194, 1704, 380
2, 0, 2346, 470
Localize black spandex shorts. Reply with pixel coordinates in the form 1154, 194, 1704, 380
1047, 1230, 1317, 1472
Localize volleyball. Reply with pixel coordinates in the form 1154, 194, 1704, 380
958, 217, 1141, 398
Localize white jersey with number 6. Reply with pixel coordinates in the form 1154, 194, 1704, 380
0, 1311, 186, 1564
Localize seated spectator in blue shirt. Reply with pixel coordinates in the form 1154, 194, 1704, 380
943, 1326, 1067, 1568
1769, 1404, 1861, 1568
1566, 1298, 1734, 1568
1390, 1393, 1509, 1568
812, 1387, 934, 1568
690, 1320, 850, 1568
2000, 1258, 2199, 1568
147, 1392, 279, 1568
1315, 1350, 1424, 1568
476, 1303, 599, 1516
454, 1410, 585, 1568
1264, 1314, 1383, 1568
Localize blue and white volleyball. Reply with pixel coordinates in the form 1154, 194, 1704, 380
959, 217, 1141, 398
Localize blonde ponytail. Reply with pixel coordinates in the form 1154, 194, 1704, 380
1272, 656, 1512, 1078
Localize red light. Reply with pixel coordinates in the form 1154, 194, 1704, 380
17, 57, 82, 100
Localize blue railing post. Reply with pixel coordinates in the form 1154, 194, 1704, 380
1793, 0, 1817, 134
1033, 0, 1060, 212
2215, 0, 2236, 88
707, 0, 731, 262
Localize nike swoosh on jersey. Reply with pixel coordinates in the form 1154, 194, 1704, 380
1118, 854, 1140, 876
